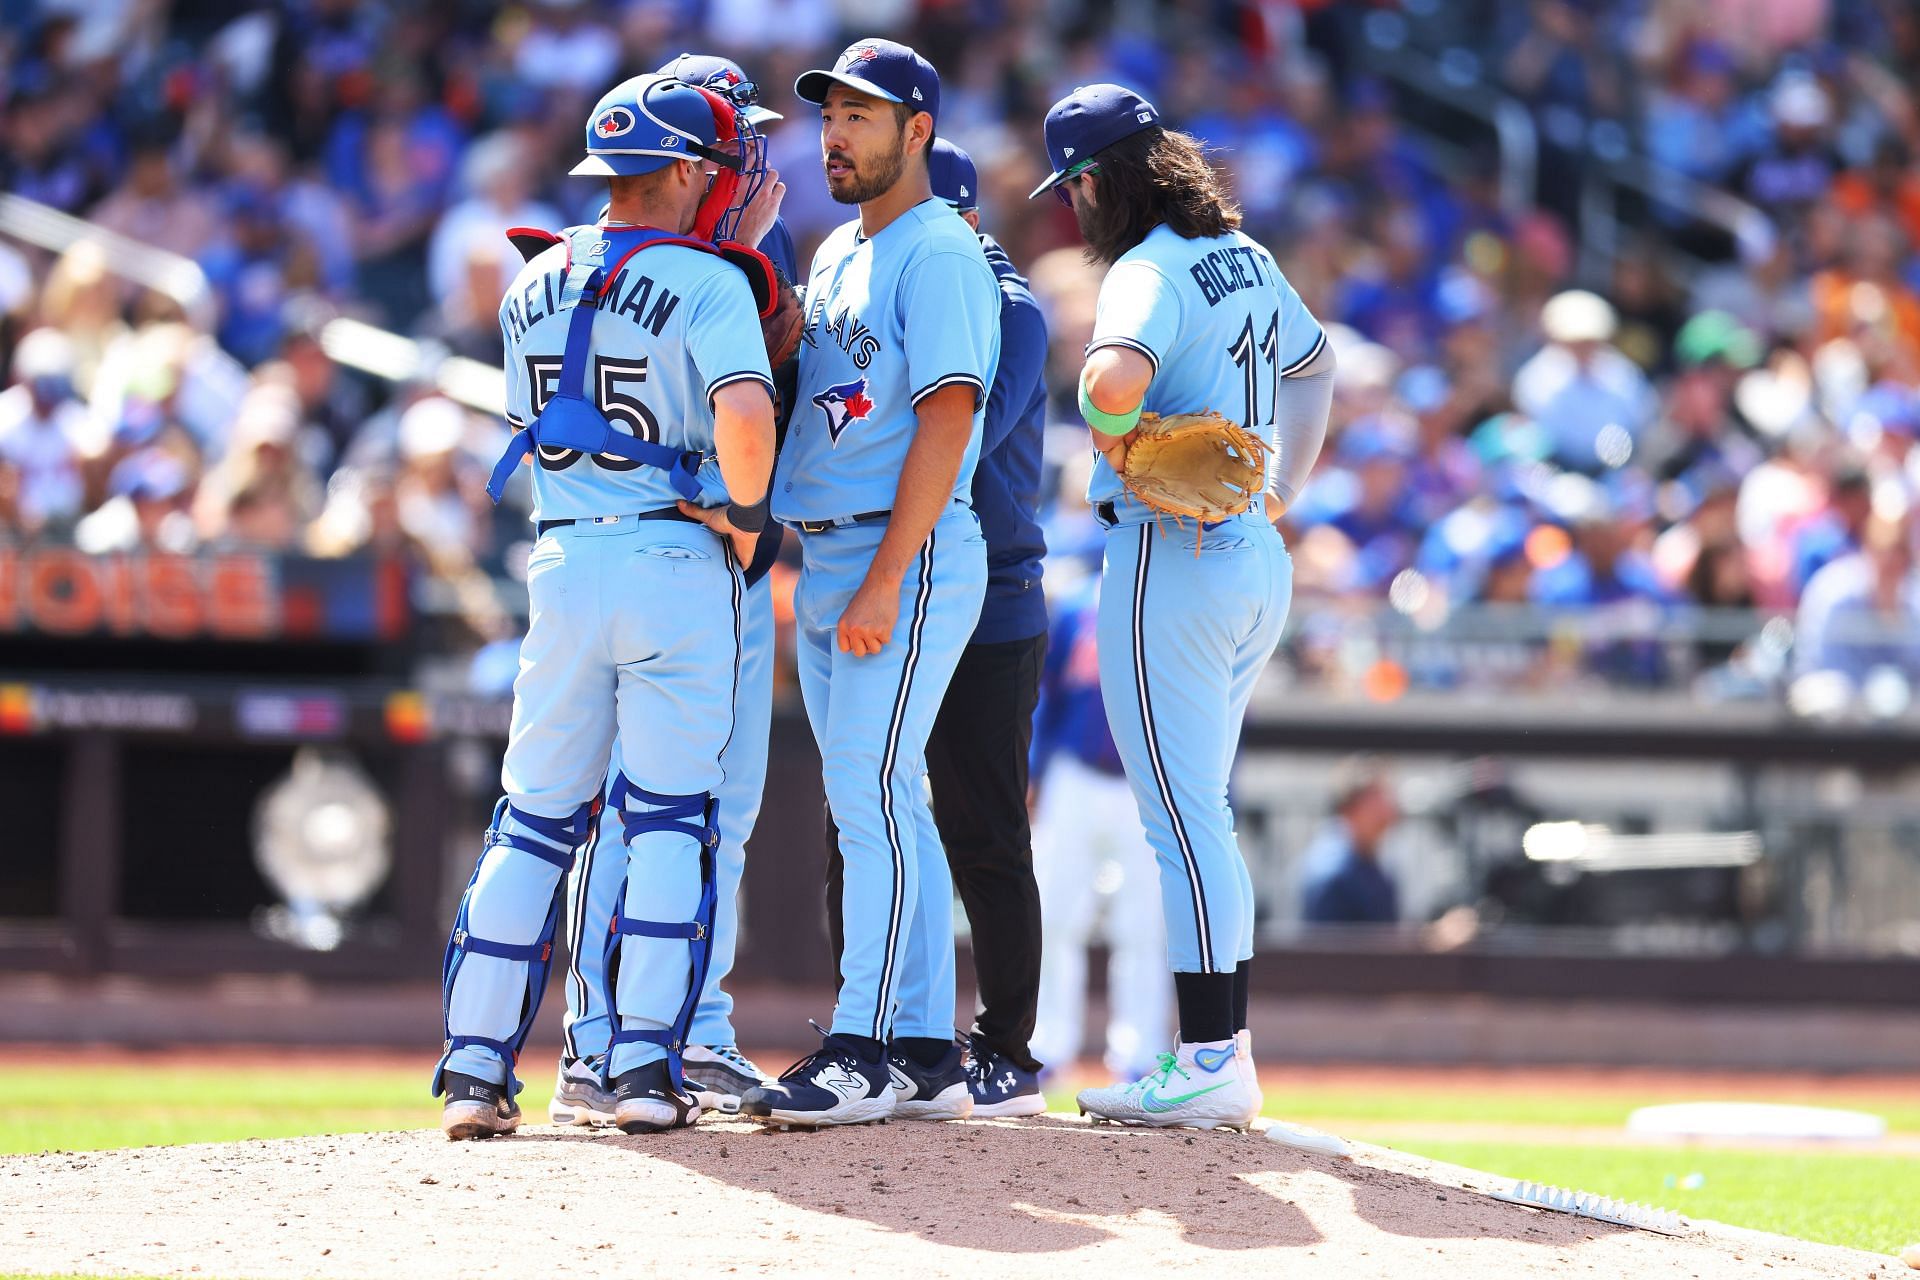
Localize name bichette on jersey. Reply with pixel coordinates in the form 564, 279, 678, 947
1186, 243, 1280, 309
502, 255, 684, 345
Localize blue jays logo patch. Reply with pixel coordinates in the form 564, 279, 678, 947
594, 107, 636, 138
812, 377, 875, 444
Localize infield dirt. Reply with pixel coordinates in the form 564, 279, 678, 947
3, 1115, 1888, 1279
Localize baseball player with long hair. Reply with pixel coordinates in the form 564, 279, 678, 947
547, 51, 799, 1126
1030, 85, 1335, 1128
433, 73, 777, 1138
736, 39, 1000, 1129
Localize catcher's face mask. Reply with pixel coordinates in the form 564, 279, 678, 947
686, 84, 765, 243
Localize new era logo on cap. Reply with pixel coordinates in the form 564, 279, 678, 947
1064, 146, 1075, 157
912, 87, 923, 101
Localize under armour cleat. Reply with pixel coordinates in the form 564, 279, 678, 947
1075, 1037, 1260, 1131
739, 1024, 895, 1129
965, 1034, 1046, 1119
441, 1071, 522, 1140
611, 1060, 703, 1134
886, 1042, 974, 1121
548, 1056, 616, 1127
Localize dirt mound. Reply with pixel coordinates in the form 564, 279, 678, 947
4, 1116, 1885, 1279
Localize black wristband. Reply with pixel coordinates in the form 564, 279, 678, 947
726, 495, 770, 533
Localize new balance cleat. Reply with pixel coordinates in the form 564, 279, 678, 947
887, 1042, 974, 1121
1075, 1037, 1260, 1131
738, 1025, 895, 1129
611, 1060, 703, 1134
682, 1043, 766, 1099
966, 1034, 1046, 1119
548, 1056, 616, 1127
441, 1071, 522, 1140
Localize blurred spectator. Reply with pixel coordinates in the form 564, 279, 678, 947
195, 384, 322, 549
1643, 40, 1747, 184
426, 133, 562, 308
1511, 290, 1659, 473
0, 329, 89, 534
393, 396, 490, 572
1832, 137, 1920, 250
1300, 758, 1402, 925
1735, 73, 1844, 248
74, 449, 197, 554
88, 132, 219, 261
1794, 512, 1920, 683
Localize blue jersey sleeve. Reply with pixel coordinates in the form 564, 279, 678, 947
685, 261, 776, 404
898, 249, 996, 409
1275, 268, 1328, 377
760, 217, 799, 283
1088, 259, 1182, 377
982, 287, 1047, 458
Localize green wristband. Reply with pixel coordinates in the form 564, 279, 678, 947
1079, 379, 1142, 437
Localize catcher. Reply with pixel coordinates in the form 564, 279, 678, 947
1028, 84, 1335, 1130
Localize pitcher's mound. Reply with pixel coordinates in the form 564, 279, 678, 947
5, 1116, 1882, 1279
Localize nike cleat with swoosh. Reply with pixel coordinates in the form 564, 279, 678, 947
1076, 1036, 1260, 1131
738, 1023, 896, 1129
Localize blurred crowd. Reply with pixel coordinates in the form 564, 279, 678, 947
1, 0, 1918, 696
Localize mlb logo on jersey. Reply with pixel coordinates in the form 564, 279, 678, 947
812, 377, 875, 444
595, 107, 636, 138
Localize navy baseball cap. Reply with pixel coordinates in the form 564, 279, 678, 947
658, 52, 783, 125
796, 38, 939, 122
928, 139, 978, 211
1030, 83, 1161, 199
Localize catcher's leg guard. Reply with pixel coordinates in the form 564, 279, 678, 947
433, 797, 596, 1099
600, 774, 720, 1088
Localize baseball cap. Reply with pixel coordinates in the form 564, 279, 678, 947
795, 39, 939, 121
928, 139, 978, 212
1030, 83, 1160, 200
1540, 289, 1617, 345
658, 52, 783, 126
110, 450, 191, 503
570, 73, 728, 178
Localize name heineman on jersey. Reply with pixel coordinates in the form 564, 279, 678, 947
500, 247, 685, 348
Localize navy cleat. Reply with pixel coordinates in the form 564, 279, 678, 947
887, 1041, 974, 1121
440, 1071, 522, 1140
738, 1024, 895, 1129
966, 1034, 1046, 1118
611, 1060, 703, 1134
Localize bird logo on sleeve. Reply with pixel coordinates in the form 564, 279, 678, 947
812, 377, 875, 445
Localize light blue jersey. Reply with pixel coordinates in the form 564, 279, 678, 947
775, 199, 1000, 524
500, 227, 774, 521
1086, 225, 1326, 522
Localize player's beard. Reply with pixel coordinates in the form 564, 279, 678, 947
825, 134, 906, 205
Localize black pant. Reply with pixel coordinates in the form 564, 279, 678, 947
825, 630, 1047, 1070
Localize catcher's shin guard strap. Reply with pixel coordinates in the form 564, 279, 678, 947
608, 774, 721, 849
1079, 378, 1142, 437
483, 798, 597, 871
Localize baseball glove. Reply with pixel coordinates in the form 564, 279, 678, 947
761, 278, 806, 369
1119, 410, 1271, 524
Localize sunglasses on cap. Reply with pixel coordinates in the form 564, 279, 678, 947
709, 77, 762, 111
1054, 158, 1100, 207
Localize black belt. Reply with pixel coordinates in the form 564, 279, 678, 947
537, 508, 698, 536
791, 509, 890, 534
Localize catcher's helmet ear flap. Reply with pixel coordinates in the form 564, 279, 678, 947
685, 83, 766, 244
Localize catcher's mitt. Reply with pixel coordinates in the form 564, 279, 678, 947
1119, 409, 1271, 524
761, 279, 806, 369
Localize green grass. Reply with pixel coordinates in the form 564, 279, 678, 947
1369, 1139, 1918, 1255
6, 1066, 1915, 1256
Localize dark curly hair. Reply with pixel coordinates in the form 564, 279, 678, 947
1076, 126, 1241, 265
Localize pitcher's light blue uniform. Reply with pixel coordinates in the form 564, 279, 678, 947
778, 198, 999, 1041
1089, 223, 1326, 974
436, 223, 772, 1092
561, 213, 800, 1067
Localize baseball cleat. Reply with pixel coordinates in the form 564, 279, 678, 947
965, 1034, 1047, 1119
682, 1044, 766, 1100
611, 1060, 703, 1134
886, 1042, 974, 1121
441, 1071, 522, 1141
1075, 1037, 1260, 1131
739, 1025, 895, 1129
548, 1055, 616, 1127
